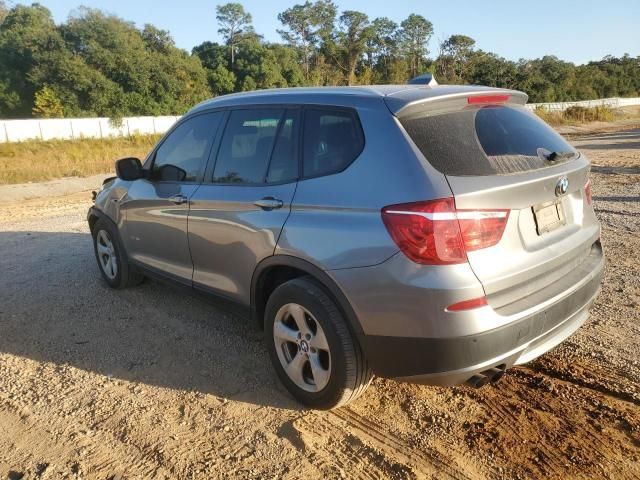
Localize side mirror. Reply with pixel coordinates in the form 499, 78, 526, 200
115, 157, 144, 181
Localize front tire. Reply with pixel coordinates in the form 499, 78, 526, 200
265, 277, 372, 409
92, 218, 143, 289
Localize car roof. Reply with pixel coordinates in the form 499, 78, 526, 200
188, 84, 528, 117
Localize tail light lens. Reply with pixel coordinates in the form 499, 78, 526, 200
381, 198, 509, 265
584, 180, 592, 205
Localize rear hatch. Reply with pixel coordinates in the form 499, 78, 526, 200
393, 91, 600, 315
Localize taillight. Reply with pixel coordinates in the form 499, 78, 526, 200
584, 180, 592, 205
381, 198, 509, 265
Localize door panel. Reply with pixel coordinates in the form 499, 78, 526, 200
121, 181, 198, 282
188, 183, 297, 302
120, 112, 223, 282
188, 107, 300, 303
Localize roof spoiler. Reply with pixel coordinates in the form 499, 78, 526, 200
408, 73, 438, 87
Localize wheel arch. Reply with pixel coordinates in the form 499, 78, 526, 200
251, 255, 364, 336
88, 206, 118, 233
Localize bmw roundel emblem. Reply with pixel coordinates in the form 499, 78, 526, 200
555, 176, 569, 197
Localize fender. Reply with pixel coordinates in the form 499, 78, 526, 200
87, 205, 115, 231
251, 255, 364, 336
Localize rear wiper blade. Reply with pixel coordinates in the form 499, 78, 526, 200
538, 149, 575, 162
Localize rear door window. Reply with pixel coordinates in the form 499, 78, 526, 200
213, 108, 283, 184
400, 106, 577, 176
212, 108, 299, 184
302, 108, 364, 178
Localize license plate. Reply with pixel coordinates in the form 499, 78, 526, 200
533, 201, 565, 235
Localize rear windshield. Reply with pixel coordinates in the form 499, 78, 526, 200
400, 106, 578, 176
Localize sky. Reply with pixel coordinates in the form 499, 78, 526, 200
16, 0, 640, 65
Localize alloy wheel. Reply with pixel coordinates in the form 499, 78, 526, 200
96, 229, 118, 280
273, 303, 331, 392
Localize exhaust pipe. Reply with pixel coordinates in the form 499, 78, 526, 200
466, 373, 489, 388
482, 367, 505, 383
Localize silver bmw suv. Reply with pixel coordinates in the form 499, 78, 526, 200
88, 85, 604, 409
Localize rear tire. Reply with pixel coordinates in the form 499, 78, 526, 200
265, 276, 373, 409
92, 218, 143, 289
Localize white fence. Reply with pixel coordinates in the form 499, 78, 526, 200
0, 115, 181, 143
1, 97, 639, 143
525, 97, 640, 112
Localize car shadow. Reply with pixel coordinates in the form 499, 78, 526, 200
0, 230, 303, 411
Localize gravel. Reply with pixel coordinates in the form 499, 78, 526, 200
0, 128, 638, 479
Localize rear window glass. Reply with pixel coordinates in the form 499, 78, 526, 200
400, 106, 577, 176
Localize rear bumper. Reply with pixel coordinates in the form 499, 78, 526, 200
356, 249, 604, 384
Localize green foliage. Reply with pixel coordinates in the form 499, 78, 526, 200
437, 34, 476, 82
335, 11, 371, 85
278, 0, 336, 80
0, 4, 210, 119
0, 2, 638, 120
32, 86, 64, 117
398, 14, 433, 77
216, 2, 252, 68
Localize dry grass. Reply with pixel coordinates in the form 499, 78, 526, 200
0, 134, 160, 185
535, 105, 617, 126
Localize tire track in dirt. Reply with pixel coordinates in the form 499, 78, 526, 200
525, 363, 640, 405
472, 386, 568, 479
290, 412, 410, 479
334, 408, 474, 480
290, 407, 474, 480
472, 368, 640, 479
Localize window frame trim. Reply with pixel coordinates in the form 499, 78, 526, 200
143, 102, 366, 187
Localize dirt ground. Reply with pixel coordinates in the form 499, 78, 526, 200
0, 129, 638, 479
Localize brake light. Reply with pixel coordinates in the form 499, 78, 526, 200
584, 180, 592, 205
446, 296, 488, 312
381, 198, 509, 265
467, 94, 510, 105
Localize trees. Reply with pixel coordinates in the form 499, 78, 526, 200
0, 4, 210, 118
335, 10, 371, 85
366, 17, 397, 73
398, 14, 433, 77
0, 1, 637, 119
437, 34, 476, 82
142, 24, 175, 53
0, 4, 68, 117
277, 0, 336, 80
215, 2, 252, 69
32, 86, 64, 117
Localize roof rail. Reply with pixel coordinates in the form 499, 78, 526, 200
408, 73, 438, 86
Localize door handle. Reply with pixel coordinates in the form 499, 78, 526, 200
254, 197, 284, 210
169, 194, 188, 205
